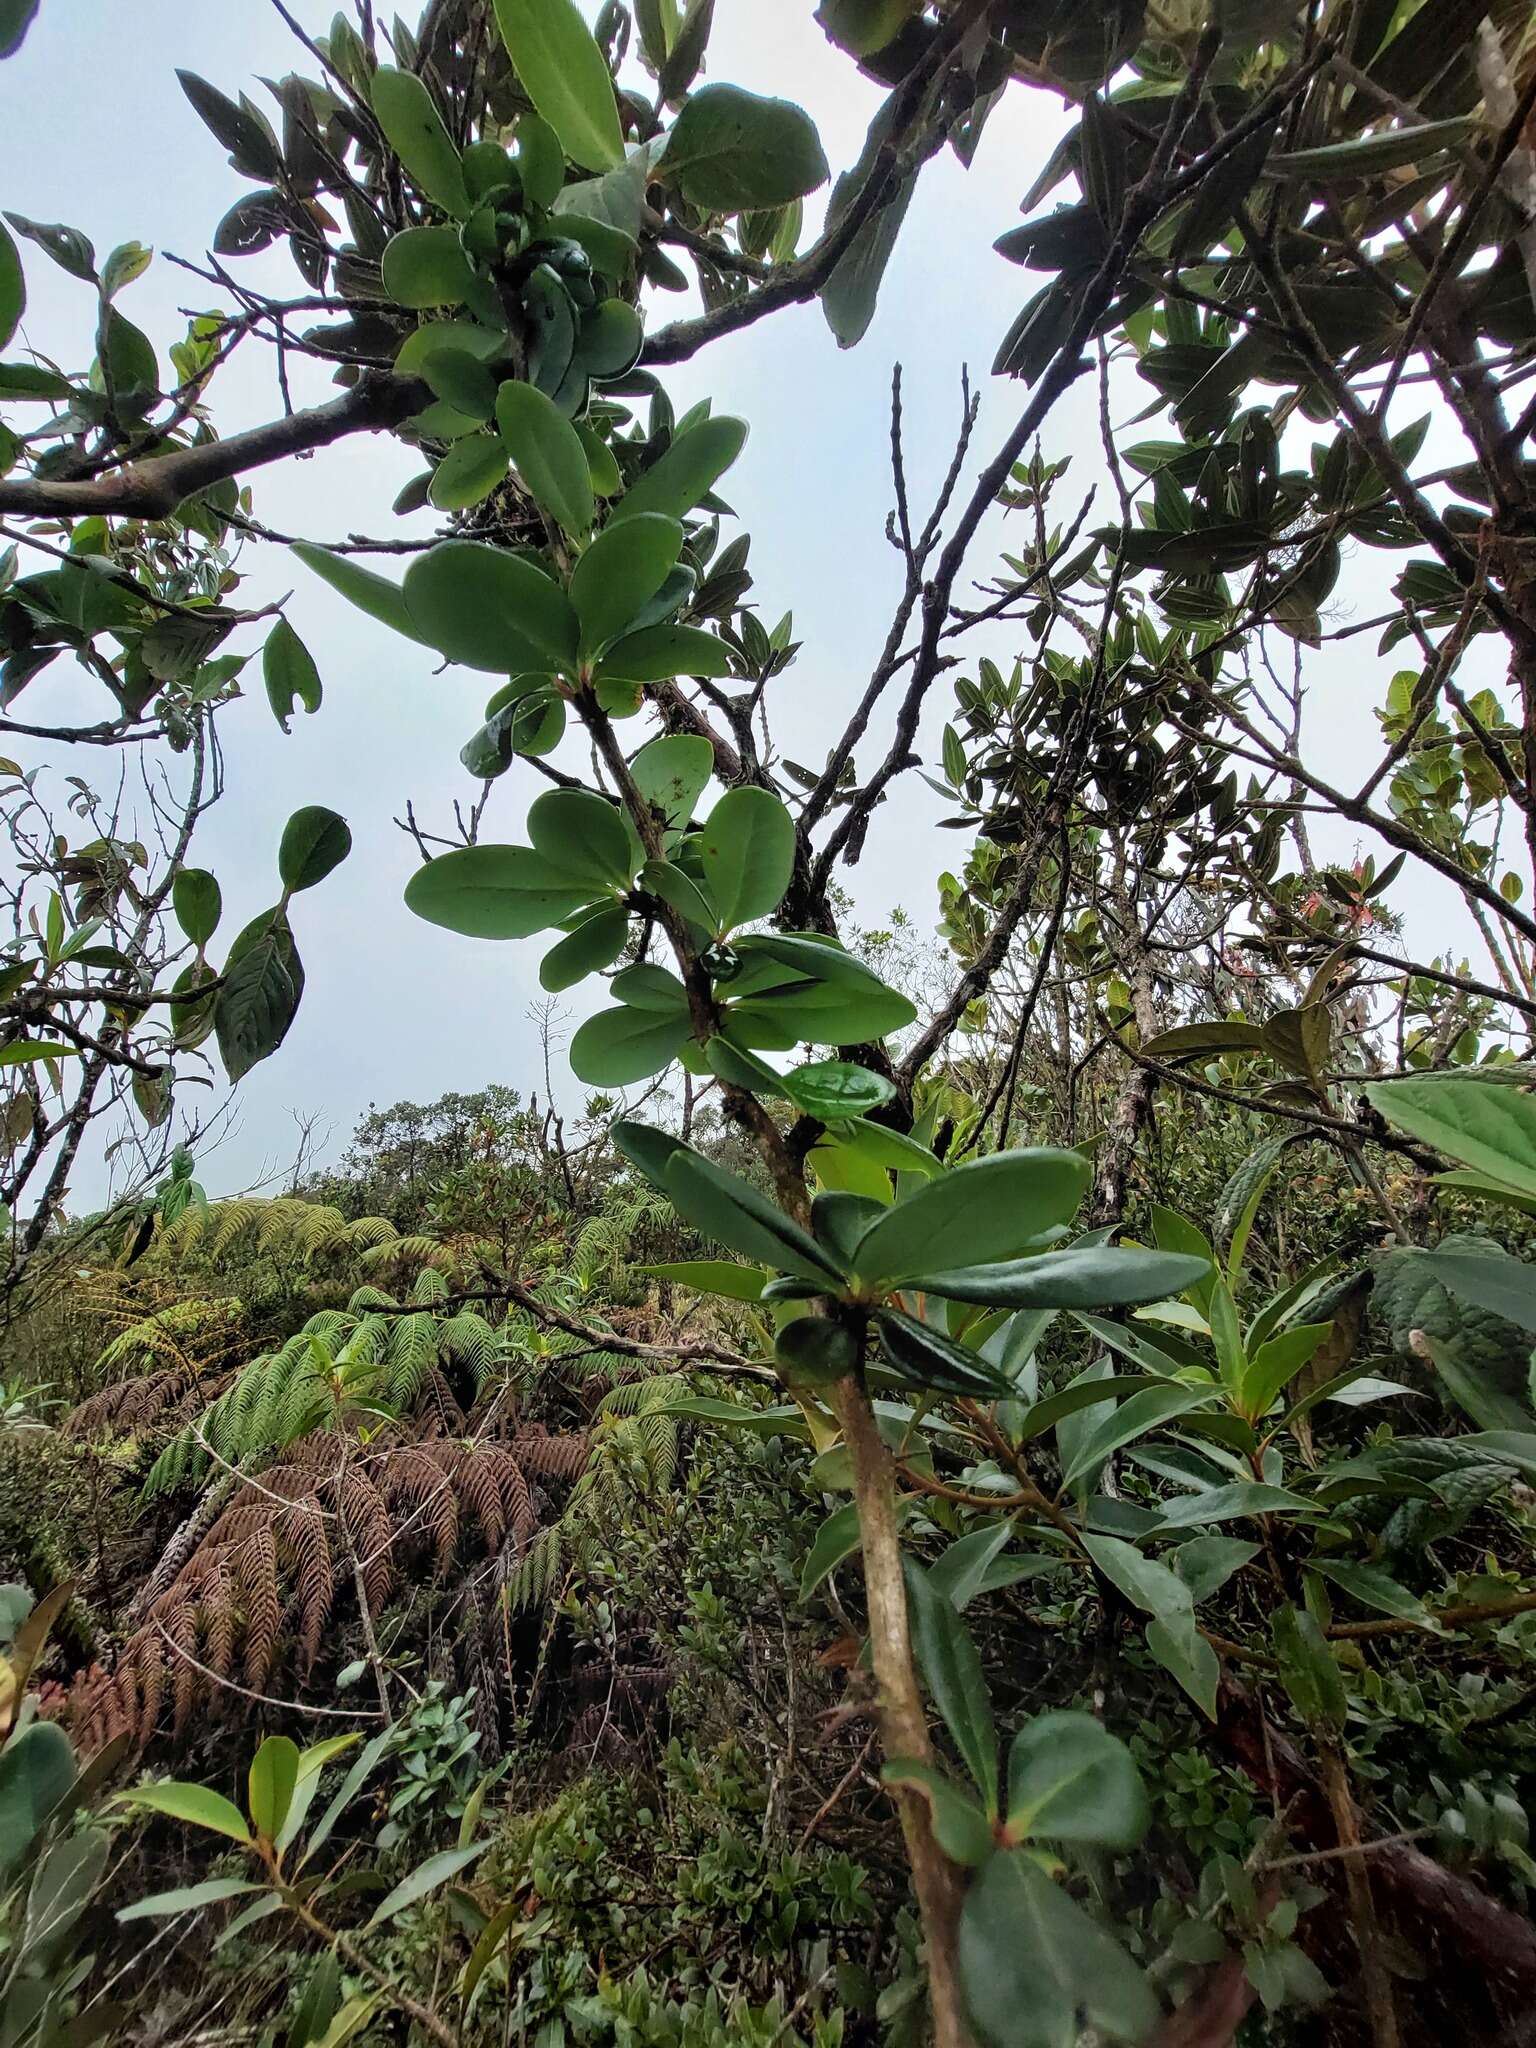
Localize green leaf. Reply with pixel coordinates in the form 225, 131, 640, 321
0, 217, 22, 353
291, 543, 425, 647
0, 0, 38, 60
820, 97, 916, 348
882, 1758, 995, 1866
1172, 1535, 1259, 1604
1155, 1482, 1312, 1529
214, 910, 302, 1082
278, 807, 351, 894
800, 1500, 862, 1597
570, 1005, 691, 1085
117, 1877, 263, 1921
697, 787, 795, 932
365, 1842, 488, 1930
659, 85, 829, 211
370, 68, 471, 217
876, 1307, 1015, 1399
1415, 1329, 1532, 1433
116, 1782, 252, 1845
776, 1314, 860, 1385
405, 845, 594, 940
1307, 1559, 1436, 1630
636, 1258, 766, 1302
248, 1735, 300, 1841
1366, 1076, 1536, 1200
1238, 1323, 1330, 1419
495, 381, 594, 537
527, 787, 634, 889
490, 0, 625, 171
429, 435, 509, 510
904, 1560, 997, 1810
1062, 1383, 1218, 1491
1005, 1711, 1149, 1848
172, 870, 221, 948
540, 903, 629, 991
782, 1059, 894, 1119
1268, 117, 1475, 182
403, 541, 578, 673
1081, 1532, 1217, 1718
1271, 1605, 1345, 1732
1142, 1020, 1267, 1060
0, 1723, 76, 1876
611, 961, 688, 1012
959, 1851, 1158, 2048
598, 623, 734, 682
1416, 1248, 1536, 1332
611, 415, 749, 524
395, 320, 506, 378
263, 619, 323, 734
610, 1118, 690, 1190
631, 733, 713, 831
905, 1245, 1211, 1312
852, 1150, 1088, 1289
570, 512, 684, 656
664, 1150, 844, 1283
381, 225, 478, 307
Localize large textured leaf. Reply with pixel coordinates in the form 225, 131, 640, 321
491, 0, 625, 171
569, 1004, 691, 1085
1417, 1248, 1536, 1333
1366, 1077, 1536, 1199
659, 85, 829, 211
214, 910, 302, 1082
405, 845, 593, 939
959, 1851, 1157, 2048
852, 1150, 1089, 1288
1005, 1711, 1149, 1847
904, 1245, 1210, 1311
404, 541, 577, 673
370, 68, 470, 216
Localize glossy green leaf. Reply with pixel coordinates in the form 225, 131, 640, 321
247, 1736, 300, 1841
570, 512, 684, 656
697, 786, 794, 932
775, 1314, 859, 1385
905, 1245, 1210, 1312
882, 1758, 995, 1866
429, 435, 508, 510
570, 1004, 690, 1085
610, 961, 689, 1012
490, 0, 625, 171
1062, 1383, 1218, 1491
598, 622, 734, 682
527, 787, 634, 889
0, 1723, 75, 1876
405, 845, 593, 940
610, 1118, 691, 1190
394, 320, 506, 378
381, 225, 478, 307
1082, 1532, 1217, 1718
1307, 1559, 1436, 1629
263, 619, 323, 734
0, 218, 22, 353
495, 380, 594, 536
663, 1150, 843, 1282
1006, 1711, 1149, 1847
539, 903, 629, 991
782, 1059, 894, 1119
291, 543, 426, 647
659, 85, 829, 211
959, 1851, 1158, 2048
1155, 1482, 1312, 1529
403, 541, 578, 673
611, 415, 750, 524
278, 807, 351, 894
875, 1307, 1016, 1400
370, 68, 471, 216
851, 1150, 1088, 1288
172, 869, 221, 949
905, 1559, 997, 1810
1271, 1605, 1345, 1732
636, 1259, 767, 1302
641, 858, 717, 930
116, 1781, 252, 1844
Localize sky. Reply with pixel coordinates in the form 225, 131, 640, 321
3, 3, 1511, 1208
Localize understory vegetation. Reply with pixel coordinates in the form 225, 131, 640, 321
7, 1, 1536, 2044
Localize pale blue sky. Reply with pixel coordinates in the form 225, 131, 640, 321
3, 4, 1496, 1206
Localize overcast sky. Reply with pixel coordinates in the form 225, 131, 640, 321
5, 4, 1509, 1209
